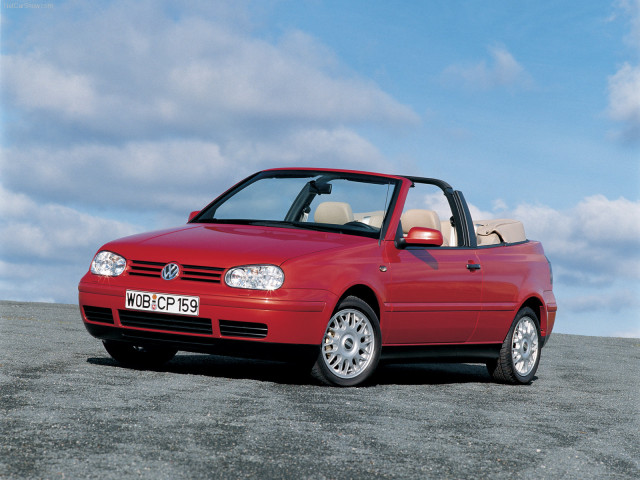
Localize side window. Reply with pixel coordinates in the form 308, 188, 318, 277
401, 183, 459, 247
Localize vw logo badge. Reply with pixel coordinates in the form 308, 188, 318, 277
161, 263, 180, 281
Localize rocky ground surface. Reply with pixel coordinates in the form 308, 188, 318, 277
1, 300, 638, 479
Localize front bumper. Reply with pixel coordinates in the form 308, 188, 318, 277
83, 322, 320, 362
79, 276, 336, 353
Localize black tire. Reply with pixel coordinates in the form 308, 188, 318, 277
311, 296, 381, 387
487, 307, 541, 384
102, 340, 177, 368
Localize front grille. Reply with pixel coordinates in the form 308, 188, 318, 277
219, 320, 268, 339
128, 260, 164, 278
181, 264, 224, 283
118, 310, 213, 335
83, 306, 114, 324
128, 260, 224, 284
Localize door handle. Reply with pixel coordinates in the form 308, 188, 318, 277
466, 263, 481, 271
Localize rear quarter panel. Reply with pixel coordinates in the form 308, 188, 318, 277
469, 240, 554, 342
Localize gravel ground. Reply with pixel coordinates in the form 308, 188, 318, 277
1, 300, 639, 479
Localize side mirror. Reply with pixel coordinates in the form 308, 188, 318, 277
188, 210, 200, 222
396, 227, 443, 248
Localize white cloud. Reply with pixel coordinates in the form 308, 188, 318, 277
1, 131, 390, 215
607, 0, 640, 142
164, 27, 416, 126
0, 185, 143, 304
1, 55, 97, 117
0, 186, 140, 262
1, 3, 417, 142
562, 289, 640, 314
0, 140, 237, 215
226, 127, 389, 172
619, 0, 640, 48
607, 63, 640, 141
441, 45, 533, 91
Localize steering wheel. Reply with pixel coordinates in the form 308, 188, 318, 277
344, 221, 378, 231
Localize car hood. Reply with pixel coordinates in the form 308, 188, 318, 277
101, 223, 372, 267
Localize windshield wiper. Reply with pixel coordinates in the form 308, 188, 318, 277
197, 219, 324, 229
197, 219, 379, 237
194, 218, 251, 225
242, 220, 336, 232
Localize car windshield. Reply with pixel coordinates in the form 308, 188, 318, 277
194, 171, 399, 238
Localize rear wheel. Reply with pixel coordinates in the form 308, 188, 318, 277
102, 340, 177, 368
487, 307, 541, 384
311, 296, 381, 387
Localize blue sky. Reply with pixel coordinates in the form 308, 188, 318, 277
1, 0, 639, 337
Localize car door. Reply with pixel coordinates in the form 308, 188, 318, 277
382, 244, 483, 344
468, 244, 528, 343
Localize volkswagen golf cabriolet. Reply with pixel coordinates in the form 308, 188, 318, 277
79, 168, 557, 386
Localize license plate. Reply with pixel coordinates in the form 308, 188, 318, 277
125, 290, 200, 316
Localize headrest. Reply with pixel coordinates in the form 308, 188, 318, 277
400, 209, 441, 234
314, 202, 354, 225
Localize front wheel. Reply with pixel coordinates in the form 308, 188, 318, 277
311, 296, 381, 387
102, 340, 177, 368
487, 307, 541, 384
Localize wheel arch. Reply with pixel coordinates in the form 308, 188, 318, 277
335, 284, 381, 321
519, 296, 546, 336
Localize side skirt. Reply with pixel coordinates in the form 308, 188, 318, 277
381, 343, 502, 364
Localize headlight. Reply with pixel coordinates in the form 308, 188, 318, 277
225, 265, 284, 290
91, 251, 126, 277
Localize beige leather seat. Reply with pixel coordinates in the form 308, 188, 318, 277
440, 219, 457, 247
314, 202, 354, 225
400, 209, 441, 235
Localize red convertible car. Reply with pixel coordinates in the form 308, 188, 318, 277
79, 168, 557, 386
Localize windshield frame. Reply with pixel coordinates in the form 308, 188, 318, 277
191, 169, 403, 240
